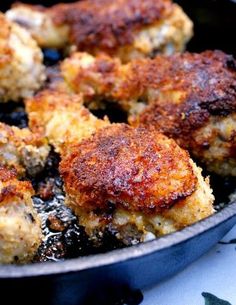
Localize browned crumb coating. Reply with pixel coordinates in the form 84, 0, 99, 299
0, 13, 45, 102
60, 124, 196, 213
60, 124, 214, 243
0, 122, 49, 176
0, 166, 42, 264
131, 51, 236, 175
7, 0, 193, 61
26, 89, 109, 154
62, 50, 236, 175
26, 89, 214, 245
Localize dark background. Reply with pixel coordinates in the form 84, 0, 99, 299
176, 0, 236, 56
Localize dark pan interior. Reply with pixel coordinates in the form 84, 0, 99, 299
0, 1, 236, 302
0, 1, 236, 304
0, 0, 236, 264
0, 0, 236, 261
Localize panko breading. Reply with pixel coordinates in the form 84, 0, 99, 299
0, 123, 50, 176
0, 13, 45, 102
62, 50, 236, 176
60, 124, 214, 245
135, 106, 236, 177
26, 89, 214, 244
6, 0, 193, 61
0, 166, 42, 264
26, 89, 109, 154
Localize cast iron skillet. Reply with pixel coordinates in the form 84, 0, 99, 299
0, 1, 236, 304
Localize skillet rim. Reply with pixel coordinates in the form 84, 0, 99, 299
0, 0, 236, 279
0, 200, 236, 278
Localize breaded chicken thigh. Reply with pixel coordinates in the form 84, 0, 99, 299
0, 166, 42, 264
0, 13, 45, 102
0, 123, 50, 176
60, 124, 214, 245
61, 50, 236, 176
6, 0, 193, 62
26, 90, 214, 245
26, 89, 109, 154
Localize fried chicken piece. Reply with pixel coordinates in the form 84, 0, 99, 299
134, 105, 236, 177
0, 123, 50, 177
61, 50, 236, 176
26, 90, 214, 245
60, 124, 214, 245
0, 166, 42, 264
0, 13, 45, 102
25, 89, 109, 154
6, 0, 193, 62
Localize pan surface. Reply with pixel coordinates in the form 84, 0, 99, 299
0, 1, 236, 304
0, 201, 236, 305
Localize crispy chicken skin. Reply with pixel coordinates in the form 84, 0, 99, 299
26, 89, 214, 244
62, 50, 236, 176
26, 89, 109, 154
60, 124, 214, 245
0, 122, 50, 176
6, 0, 193, 61
135, 106, 236, 176
0, 13, 45, 102
0, 166, 42, 264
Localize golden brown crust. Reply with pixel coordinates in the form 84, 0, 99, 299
133, 101, 236, 154
0, 14, 12, 67
26, 89, 83, 136
72, 160, 214, 244
44, 0, 173, 53
61, 52, 120, 103
62, 50, 236, 175
63, 50, 236, 114
126, 51, 236, 175
0, 122, 49, 176
8, 2, 193, 60
0, 165, 42, 264
62, 50, 236, 117
0, 166, 16, 182
0, 122, 47, 148
26, 89, 109, 154
130, 50, 236, 132
0, 165, 34, 206
60, 124, 197, 214
0, 12, 45, 102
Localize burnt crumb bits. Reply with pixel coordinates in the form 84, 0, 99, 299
91, 228, 126, 252
38, 178, 55, 200
33, 194, 93, 262
31, 150, 95, 261
31, 150, 125, 262
47, 214, 67, 232
33, 193, 126, 262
